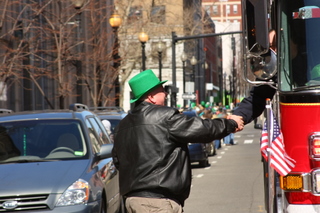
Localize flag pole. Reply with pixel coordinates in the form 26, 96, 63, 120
266, 98, 275, 213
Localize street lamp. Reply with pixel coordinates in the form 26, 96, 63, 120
109, 12, 122, 29
138, 30, 149, 71
203, 62, 208, 70
109, 10, 122, 107
157, 41, 165, 81
72, 0, 85, 104
190, 56, 197, 96
72, 0, 85, 9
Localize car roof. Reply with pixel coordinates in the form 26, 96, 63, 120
89, 106, 125, 114
98, 114, 126, 120
0, 104, 95, 122
182, 110, 198, 117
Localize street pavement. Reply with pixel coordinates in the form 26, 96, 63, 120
183, 122, 267, 213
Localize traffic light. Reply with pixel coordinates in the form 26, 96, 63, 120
231, 37, 235, 51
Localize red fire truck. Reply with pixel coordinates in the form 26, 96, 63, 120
242, 0, 320, 212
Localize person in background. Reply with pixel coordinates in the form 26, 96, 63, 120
102, 119, 113, 141
112, 69, 244, 213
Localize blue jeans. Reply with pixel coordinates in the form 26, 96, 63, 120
215, 139, 221, 149
230, 133, 234, 144
224, 134, 232, 145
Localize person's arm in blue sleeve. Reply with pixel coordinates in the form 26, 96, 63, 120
232, 84, 276, 124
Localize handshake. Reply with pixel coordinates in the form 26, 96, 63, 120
227, 115, 244, 132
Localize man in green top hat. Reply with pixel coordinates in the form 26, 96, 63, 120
112, 69, 244, 213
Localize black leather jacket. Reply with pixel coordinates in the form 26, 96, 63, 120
112, 102, 238, 206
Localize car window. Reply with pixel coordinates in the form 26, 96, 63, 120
107, 119, 121, 134
86, 119, 100, 154
86, 117, 111, 154
0, 119, 87, 162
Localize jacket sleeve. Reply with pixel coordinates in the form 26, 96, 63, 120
112, 146, 119, 169
233, 84, 276, 124
166, 109, 238, 143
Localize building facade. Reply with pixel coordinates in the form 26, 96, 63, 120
202, 0, 246, 106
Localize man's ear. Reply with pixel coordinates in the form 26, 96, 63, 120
147, 93, 156, 104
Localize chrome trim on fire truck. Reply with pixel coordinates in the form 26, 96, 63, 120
312, 170, 320, 194
309, 133, 320, 160
302, 173, 312, 192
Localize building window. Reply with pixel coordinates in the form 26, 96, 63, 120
213, 5, 219, 15
128, 7, 142, 24
233, 5, 238, 14
226, 5, 230, 15
204, 5, 211, 15
151, 5, 165, 24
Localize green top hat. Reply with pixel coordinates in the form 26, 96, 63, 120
129, 69, 167, 103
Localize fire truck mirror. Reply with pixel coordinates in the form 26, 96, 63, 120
243, 0, 269, 54
249, 49, 277, 80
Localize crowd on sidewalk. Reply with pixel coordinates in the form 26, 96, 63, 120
178, 101, 236, 150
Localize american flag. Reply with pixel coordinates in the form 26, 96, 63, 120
260, 109, 296, 176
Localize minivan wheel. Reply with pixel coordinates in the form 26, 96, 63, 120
118, 196, 126, 213
199, 159, 209, 167
207, 143, 215, 156
100, 198, 106, 213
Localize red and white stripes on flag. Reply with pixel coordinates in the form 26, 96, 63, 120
260, 107, 296, 176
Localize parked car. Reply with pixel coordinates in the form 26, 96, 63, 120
182, 110, 210, 167
205, 141, 216, 156
90, 107, 127, 135
0, 103, 123, 213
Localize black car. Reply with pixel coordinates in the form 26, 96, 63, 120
0, 104, 123, 212
90, 107, 127, 135
182, 110, 210, 167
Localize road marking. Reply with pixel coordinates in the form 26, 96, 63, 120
247, 134, 255, 137
211, 161, 217, 164
217, 156, 222, 159
220, 151, 225, 154
234, 135, 241, 138
244, 140, 253, 144
205, 167, 210, 170
195, 174, 204, 178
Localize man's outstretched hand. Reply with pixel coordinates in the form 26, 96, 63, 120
228, 115, 244, 132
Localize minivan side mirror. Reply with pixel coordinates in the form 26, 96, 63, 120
97, 144, 113, 159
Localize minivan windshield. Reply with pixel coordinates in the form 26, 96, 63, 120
0, 119, 87, 163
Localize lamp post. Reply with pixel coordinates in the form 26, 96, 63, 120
157, 41, 164, 81
181, 52, 187, 93
181, 52, 187, 108
223, 73, 227, 106
138, 30, 149, 71
229, 75, 232, 98
190, 56, 197, 97
109, 10, 122, 107
72, 0, 85, 104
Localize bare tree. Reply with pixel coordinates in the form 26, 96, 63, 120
0, 0, 120, 110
